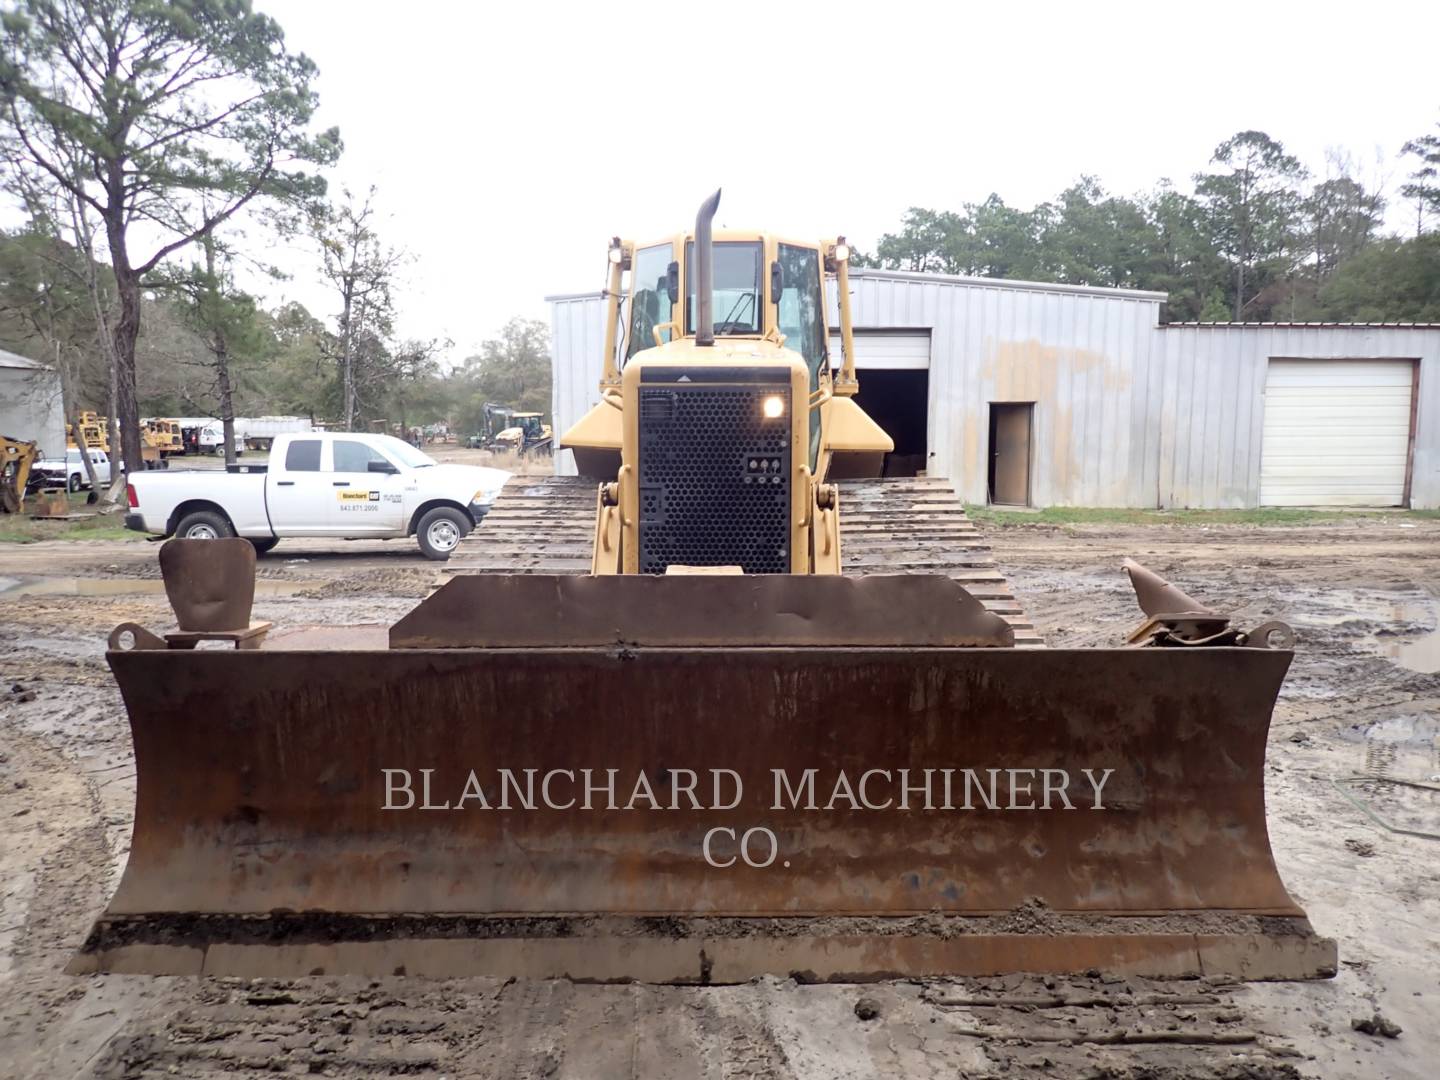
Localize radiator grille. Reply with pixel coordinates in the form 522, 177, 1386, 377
638, 385, 790, 574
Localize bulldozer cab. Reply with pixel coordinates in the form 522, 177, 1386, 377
562, 199, 886, 494
622, 233, 831, 467
513, 413, 546, 440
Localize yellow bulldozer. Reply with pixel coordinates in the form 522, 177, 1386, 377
75, 192, 1334, 984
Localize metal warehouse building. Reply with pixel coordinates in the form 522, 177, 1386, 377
0, 348, 66, 457
549, 269, 1439, 510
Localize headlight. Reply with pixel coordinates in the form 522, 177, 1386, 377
833, 243, 850, 263
762, 395, 785, 419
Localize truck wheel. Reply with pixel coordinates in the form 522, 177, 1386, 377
174, 509, 234, 540
250, 538, 279, 556
68, 473, 80, 492
416, 506, 470, 560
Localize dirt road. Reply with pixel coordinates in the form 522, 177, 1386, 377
1, 517, 1437, 1078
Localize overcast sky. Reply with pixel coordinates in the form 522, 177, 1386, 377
251, 0, 1440, 363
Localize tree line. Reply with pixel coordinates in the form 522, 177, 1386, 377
859, 126, 1440, 323
0, 217, 551, 448
0, 0, 549, 497
3, 2, 1436, 497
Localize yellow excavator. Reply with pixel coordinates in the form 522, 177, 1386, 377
75, 193, 1334, 984
1, 434, 38, 513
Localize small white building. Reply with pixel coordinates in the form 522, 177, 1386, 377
0, 348, 66, 458
549, 269, 1439, 510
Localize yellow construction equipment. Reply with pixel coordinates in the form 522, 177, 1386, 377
481, 404, 553, 456
143, 419, 184, 458
75, 192, 1334, 983
67, 410, 109, 453
1, 434, 38, 513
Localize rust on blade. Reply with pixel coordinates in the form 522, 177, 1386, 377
79, 567, 1334, 981
1121, 557, 1295, 651
1122, 558, 1216, 617
390, 573, 1015, 648
100, 646, 1298, 919
158, 538, 257, 632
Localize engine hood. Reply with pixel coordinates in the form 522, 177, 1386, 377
420, 463, 511, 504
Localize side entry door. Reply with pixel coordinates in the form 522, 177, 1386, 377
325, 438, 407, 534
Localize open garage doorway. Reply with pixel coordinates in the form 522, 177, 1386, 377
830, 330, 932, 477
851, 369, 929, 476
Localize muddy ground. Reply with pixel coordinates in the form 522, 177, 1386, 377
1, 513, 1437, 1078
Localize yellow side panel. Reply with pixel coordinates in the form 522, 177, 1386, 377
560, 400, 623, 452
821, 396, 894, 453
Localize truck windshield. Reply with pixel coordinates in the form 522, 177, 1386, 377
377, 435, 436, 468
685, 241, 762, 335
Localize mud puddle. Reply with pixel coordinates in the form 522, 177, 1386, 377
1285, 586, 1440, 673
1373, 620, 1440, 673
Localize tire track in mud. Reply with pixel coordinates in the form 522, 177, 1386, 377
0, 728, 116, 1074
689, 984, 793, 1080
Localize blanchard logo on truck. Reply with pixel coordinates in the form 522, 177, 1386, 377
338, 490, 381, 510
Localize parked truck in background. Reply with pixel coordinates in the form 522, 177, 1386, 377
169, 417, 244, 456
241, 415, 317, 452
34, 446, 112, 491
124, 432, 509, 559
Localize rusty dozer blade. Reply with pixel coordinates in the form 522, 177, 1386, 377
73, 570, 1334, 983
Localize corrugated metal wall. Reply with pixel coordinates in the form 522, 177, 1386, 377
1154, 325, 1439, 509
845, 271, 1166, 507
0, 357, 66, 458
547, 272, 1440, 508
548, 293, 608, 476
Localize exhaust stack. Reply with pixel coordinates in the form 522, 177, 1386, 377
694, 189, 721, 347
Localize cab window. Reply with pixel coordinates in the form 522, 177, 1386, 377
332, 439, 391, 473
776, 244, 827, 473
285, 439, 321, 471
627, 244, 673, 360
685, 241, 762, 335
776, 244, 827, 388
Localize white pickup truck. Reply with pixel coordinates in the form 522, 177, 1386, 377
35, 447, 113, 491
124, 432, 509, 560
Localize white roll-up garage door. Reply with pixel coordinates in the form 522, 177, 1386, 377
1260, 359, 1414, 506
827, 330, 930, 369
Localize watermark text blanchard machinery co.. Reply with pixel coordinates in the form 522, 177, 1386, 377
382, 766, 1117, 869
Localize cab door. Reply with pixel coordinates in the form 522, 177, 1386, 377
265, 437, 330, 534
324, 438, 407, 534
